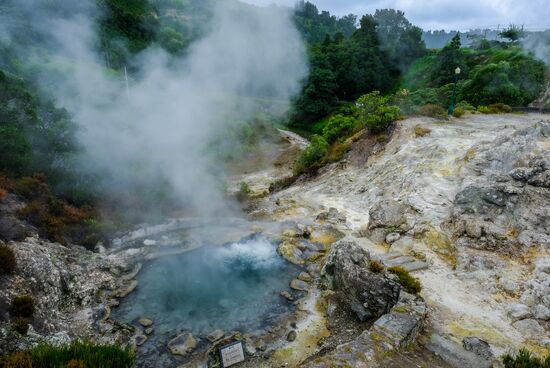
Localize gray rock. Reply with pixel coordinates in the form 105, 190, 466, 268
168, 333, 197, 356
512, 319, 545, 339
507, 304, 532, 322
287, 330, 297, 342
135, 334, 147, 346
280, 291, 294, 301
532, 304, 550, 321
385, 232, 401, 244
389, 237, 415, 254
144, 328, 154, 335
138, 318, 153, 327
290, 279, 309, 291
368, 200, 415, 231
509, 167, 541, 182
535, 120, 550, 137
321, 240, 400, 322
372, 311, 423, 348
206, 330, 224, 343
298, 272, 312, 283
427, 334, 493, 368
462, 337, 494, 361
529, 171, 550, 188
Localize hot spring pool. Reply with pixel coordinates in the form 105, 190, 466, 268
113, 235, 301, 337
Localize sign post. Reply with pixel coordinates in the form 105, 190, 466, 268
220, 341, 245, 367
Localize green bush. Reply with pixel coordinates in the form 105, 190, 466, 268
460, 57, 545, 106
294, 135, 329, 175
1, 341, 134, 368
236, 182, 251, 202
452, 107, 465, 118
369, 260, 384, 273
419, 104, 448, 119
11, 317, 29, 335
502, 348, 550, 368
388, 266, 422, 294
10, 295, 35, 318
357, 91, 400, 133
477, 103, 513, 114
322, 114, 359, 144
0, 244, 16, 274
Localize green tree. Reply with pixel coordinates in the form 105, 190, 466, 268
374, 9, 426, 71
499, 25, 526, 43
291, 50, 338, 125
430, 32, 467, 86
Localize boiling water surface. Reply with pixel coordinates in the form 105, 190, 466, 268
113, 235, 300, 336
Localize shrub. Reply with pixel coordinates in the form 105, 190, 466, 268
477, 103, 513, 114
66, 359, 86, 368
2, 352, 33, 368
419, 104, 448, 119
236, 182, 251, 202
452, 107, 465, 118
29, 341, 135, 368
357, 91, 400, 133
294, 135, 329, 175
369, 260, 384, 273
388, 266, 422, 294
12, 317, 29, 335
0, 244, 16, 274
322, 114, 359, 144
10, 295, 35, 318
502, 348, 550, 368
326, 141, 351, 162
414, 126, 432, 137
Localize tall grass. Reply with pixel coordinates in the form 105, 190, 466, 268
1, 341, 134, 368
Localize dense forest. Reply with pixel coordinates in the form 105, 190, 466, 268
0, 0, 548, 245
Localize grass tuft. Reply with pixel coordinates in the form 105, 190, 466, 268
387, 266, 422, 294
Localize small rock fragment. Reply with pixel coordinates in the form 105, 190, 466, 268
290, 279, 310, 291
138, 318, 153, 327
507, 304, 532, 322
168, 333, 197, 356
462, 336, 494, 361
206, 329, 224, 343
280, 291, 294, 301
287, 330, 297, 342
385, 232, 401, 244
533, 304, 550, 321
298, 272, 312, 283
135, 334, 147, 346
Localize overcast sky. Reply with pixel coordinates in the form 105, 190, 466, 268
242, 0, 550, 31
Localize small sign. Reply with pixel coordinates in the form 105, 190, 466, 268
220, 341, 245, 367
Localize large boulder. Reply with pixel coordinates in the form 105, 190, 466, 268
321, 240, 400, 321
368, 200, 416, 233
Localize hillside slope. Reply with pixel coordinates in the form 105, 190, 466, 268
250, 113, 550, 365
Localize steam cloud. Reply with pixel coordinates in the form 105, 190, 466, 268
0, 0, 307, 216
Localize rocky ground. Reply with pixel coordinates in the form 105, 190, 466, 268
0, 113, 548, 367
244, 113, 550, 366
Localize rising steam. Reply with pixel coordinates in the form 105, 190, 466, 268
0, 0, 307, 216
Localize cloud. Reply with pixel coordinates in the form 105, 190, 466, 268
242, 0, 550, 31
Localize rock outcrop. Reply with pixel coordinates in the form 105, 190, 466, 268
321, 240, 400, 321
0, 235, 133, 354
447, 121, 550, 252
